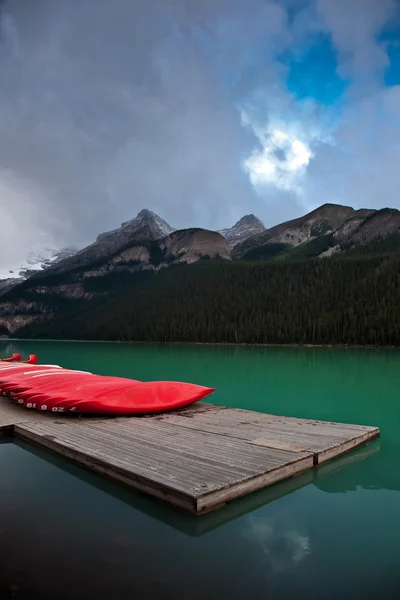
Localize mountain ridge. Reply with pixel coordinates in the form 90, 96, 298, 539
232, 204, 400, 260
3, 202, 399, 285
0, 201, 399, 336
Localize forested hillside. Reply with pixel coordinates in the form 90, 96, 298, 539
16, 254, 400, 346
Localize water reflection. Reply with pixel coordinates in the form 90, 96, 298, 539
0, 341, 398, 598
16, 437, 380, 537
314, 441, 400, 494
243, 515, 311, 573
0, 438, 396, 600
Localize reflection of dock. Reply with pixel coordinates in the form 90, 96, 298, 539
0, 400, 379, 515
15, 436, 380, 538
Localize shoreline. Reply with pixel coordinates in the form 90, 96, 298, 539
2, 338, 400, 350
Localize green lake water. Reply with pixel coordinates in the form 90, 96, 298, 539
0, 340, 399, 599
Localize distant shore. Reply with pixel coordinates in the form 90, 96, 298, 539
3, 338, 400, 350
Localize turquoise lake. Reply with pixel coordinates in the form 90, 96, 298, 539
0, 340, 399, 599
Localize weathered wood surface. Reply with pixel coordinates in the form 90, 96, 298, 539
156, 403, 379, 464
0, 397, 379, 515
14, 419, 314, 514
0, 397, 54, 432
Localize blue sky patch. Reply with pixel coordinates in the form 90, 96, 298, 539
283, 34, 348, 106
378, 17, 400, 86
384, 41, 400, 86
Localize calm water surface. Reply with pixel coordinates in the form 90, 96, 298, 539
0, 340, 399, 599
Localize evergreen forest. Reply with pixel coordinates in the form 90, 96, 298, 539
16, 253, 400, 346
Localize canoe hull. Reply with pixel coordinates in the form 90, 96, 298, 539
0, 359, 215, 415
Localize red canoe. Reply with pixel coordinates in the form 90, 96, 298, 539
0, 353, 37, 364
10, 371, 95, 405
29, 378, 146, 411
0, 353, 21, 362
17, 379, 215, 414
14, 375, 138, 409
48, 381, 216, 414
21, 354, 38, 365
1, 367, 66, 382
0, 367, 63, 392
0, 356, 216, 415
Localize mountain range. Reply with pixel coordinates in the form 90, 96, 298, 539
0, 202, 399, 338
3, 202, 400, 284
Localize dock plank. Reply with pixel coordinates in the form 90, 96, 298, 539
0, 398, 54, 432
158, 404, 379, 464
14, 419, 314, 513
0, 398, 379, 514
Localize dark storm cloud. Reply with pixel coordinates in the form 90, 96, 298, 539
0, 0, 289, 265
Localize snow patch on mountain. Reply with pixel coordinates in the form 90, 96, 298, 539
0, 247, 78, 281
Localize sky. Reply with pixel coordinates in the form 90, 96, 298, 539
0, 0, 400, 267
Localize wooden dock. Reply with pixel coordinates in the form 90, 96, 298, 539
0, 400, 379, 515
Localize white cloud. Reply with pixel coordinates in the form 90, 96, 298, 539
243, 515, 311, 573
243, 124, 312, 193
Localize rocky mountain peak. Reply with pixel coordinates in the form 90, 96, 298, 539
220, 213, 265, 248
97, 209, 174, 244
137, 208, 156, 219
236, 214, 263, 226
123, 208, 168, 226
109, 209, 175, 238
39, 210, 175, 277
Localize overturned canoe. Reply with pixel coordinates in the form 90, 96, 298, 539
13, 374, 138, 408
0, 353, 21, 362
0, 366, 64, 393
44, 380, 215, 414
0, 358, 215, 415
0, 353, 37, 364
23, 354, 38, 365
8, 371, 94, 402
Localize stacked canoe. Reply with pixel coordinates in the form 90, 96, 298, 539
0, 355, 215, 415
